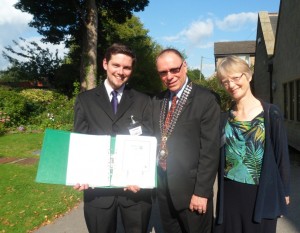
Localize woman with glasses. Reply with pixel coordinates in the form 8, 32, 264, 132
214, 55, 290, 233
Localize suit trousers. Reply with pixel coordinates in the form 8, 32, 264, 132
84, 196, 152, 233
157, 168, 213, 233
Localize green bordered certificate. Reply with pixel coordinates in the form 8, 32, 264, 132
36, 129, 157, 188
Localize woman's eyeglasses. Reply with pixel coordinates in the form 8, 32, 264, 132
221, 73, 244, 87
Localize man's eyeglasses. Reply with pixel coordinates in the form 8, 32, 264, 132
221, 73, 244, 87
158, 61, 184, 77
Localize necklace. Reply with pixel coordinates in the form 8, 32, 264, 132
158, 82, 193, 160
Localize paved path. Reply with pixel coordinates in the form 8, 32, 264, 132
34, 156, 300, 233
33, 199, 163, 233
277, 156, 300, 233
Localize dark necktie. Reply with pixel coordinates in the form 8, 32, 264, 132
111, 91, 118, 114
159, 95, 177, 171
164, 95, 177, 130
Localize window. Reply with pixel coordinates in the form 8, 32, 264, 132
289, 82, 294, 121
297, 80, 300, 121
284, 79, 300, 122
237, 55, 250, 66
284, 83, 288, 119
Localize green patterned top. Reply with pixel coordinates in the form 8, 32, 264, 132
224, 110, 265, 185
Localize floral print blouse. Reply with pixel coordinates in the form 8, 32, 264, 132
224, 110, 265, 185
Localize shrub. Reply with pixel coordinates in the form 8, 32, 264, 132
0, 88, 29, 128
0, 87, 75, 133
31, 94, 74, 131
20, 89, 55, 103
20, 89, 75, 131
195, 77, 232, 111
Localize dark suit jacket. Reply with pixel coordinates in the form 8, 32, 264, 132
153, 82, 220, 211
74, 84, 153, 208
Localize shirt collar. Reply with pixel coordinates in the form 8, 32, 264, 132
104, 79, 125, 97
171, 76, 188, 99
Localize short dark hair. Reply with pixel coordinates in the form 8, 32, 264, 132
156, 48, 184, 62
104, 43, 136, 66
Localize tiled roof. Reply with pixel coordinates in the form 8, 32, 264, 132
214, 41, 256, 55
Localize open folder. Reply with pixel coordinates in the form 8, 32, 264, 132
36, 129, 157, 188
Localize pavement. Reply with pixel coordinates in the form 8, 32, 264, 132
33, 199, 163, 233
33, 152, 300, 233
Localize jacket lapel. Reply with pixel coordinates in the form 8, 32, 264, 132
96, 85, 115, 120
177, 81, 194, 116
114, 86, 134, 122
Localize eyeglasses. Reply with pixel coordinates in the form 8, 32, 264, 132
221, 73, 244, 87
158, 61, 184, 77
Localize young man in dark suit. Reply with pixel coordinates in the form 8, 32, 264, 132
73, 43, 153, 233
153, 48, 220, 233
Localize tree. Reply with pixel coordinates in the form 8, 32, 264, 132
15, 0, 149, 91
189, 70, 232, 111
2, 37, 62, 84
187, 68, 201, 82
98, 16, 163, 94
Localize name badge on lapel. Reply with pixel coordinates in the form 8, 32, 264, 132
128, 115, 142, 136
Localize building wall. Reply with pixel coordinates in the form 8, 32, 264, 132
253, 17, 271, 102
272, 0, 300, 150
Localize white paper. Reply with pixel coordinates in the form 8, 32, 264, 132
65, 134, 157, 188
66, 134, 111, 187
111, 135, 157, 188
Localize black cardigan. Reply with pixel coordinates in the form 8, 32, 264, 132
216, 101, 291, 224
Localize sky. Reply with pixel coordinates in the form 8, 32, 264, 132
0, 0, 280, 77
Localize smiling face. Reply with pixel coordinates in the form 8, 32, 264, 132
219, 72, 252, 101
103, 53, 133, 90
156, 51, 187, 92
217, 56, 253, 101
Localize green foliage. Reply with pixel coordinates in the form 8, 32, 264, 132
31, 94, 74, 131
0, 88, 29, 128
187, 68, 204, 81
14, 1, 149, 46
0, 123, 6, 136
20, 89, 55, 103
96, 16, 163, 94
72, 81, 81, 97
14, 0, 149, 90
2, 38, 62, 84
20, 89, 74, 131
0, 65, 29, 82
53, 64, 80, 96
193, 75, 232, 111
0, 88, 74, 132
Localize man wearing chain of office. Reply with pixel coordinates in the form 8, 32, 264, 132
153, 48, 220, 233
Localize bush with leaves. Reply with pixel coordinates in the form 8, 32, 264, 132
0, 87, 30, 129
0, 110, 10, 135
193, 76, 232, 111
0, 87, 75, 133
20, 89, 74, 131
32, 94, 74, 131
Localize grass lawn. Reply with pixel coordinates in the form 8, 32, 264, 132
0, 133, 82, 233
0, 133, 44, 158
